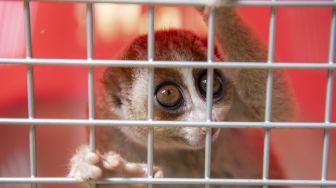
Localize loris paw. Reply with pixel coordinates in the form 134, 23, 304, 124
68, 146, 102, 181
101, 151, 164, 178
68, 145, 164, 185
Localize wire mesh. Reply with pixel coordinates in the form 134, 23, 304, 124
0, 0, 335, 187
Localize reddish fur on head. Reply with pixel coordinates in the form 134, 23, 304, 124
120, 29, 223, 61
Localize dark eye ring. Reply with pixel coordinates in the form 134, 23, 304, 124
155, 82, 184, 112
197, 70, 225, 102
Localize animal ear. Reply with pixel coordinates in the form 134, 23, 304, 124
98, 67, 133, 117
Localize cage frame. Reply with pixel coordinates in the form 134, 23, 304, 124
0, 0, 335, 187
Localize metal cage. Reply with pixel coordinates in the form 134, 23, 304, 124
0, 0, 335, 187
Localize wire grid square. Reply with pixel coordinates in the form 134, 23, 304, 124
0, 0, 335, 187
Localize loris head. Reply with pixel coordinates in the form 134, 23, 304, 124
101, 30, 236, 150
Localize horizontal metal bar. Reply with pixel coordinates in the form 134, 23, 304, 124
0, 118, 335, 128
1, 58, 336, 69
10, 0, 336, 7
0, 177, 336, 186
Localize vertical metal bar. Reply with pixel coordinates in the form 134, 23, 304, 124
321, 7, 335, 186
24, 1, 33, 60
204, 7, 216, 188
24, 1, 37, 188
87, 2, 95, 150
147, 5, 155, 188
263, 5, 277, 188
87, 3, 95, 188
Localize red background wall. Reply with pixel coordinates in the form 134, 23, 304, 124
0, 1, 335, 188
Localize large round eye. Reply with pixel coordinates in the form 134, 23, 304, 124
198, 71, 225, 101
155, 82, 183, 110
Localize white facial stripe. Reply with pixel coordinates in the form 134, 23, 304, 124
179, 68, 231, 122
179, 68, 207, 121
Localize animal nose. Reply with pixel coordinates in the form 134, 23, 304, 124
200, 127, 219, 136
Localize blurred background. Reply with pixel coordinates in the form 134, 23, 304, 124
0, 1, 335, 188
